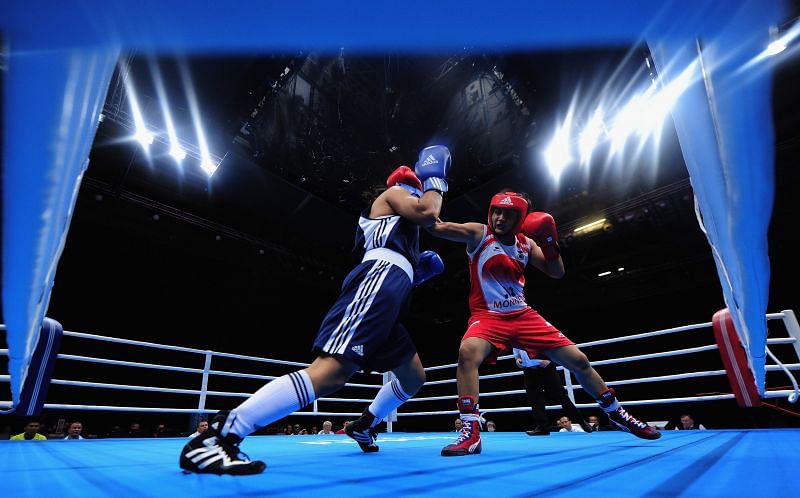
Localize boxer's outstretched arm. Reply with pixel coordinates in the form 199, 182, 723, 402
426, 220, 484, 250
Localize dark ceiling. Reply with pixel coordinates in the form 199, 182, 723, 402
42, 41, 799, 373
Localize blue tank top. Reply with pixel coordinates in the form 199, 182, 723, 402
352, 209, 420, 268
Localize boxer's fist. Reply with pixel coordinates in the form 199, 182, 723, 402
523, 212, 560, 261
414, 250, 445, 286
414, 145, 451, 194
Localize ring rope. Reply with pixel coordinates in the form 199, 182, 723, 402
1, 312, 797, 418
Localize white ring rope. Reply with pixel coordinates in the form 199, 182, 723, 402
0, 311, 798, 418
765, 347, 800, 403
57, 354, 207, 374
50, 379, 204, 395
62, 330, 314, 368
423, 315, 794, 371
207, 370, 277, 381
586, 344, 721, 367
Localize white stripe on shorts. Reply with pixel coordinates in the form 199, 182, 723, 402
323, 260, 391, 354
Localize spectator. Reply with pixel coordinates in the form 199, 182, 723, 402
189, 420, 209, 438
587, 415, 609, 432
310, 425, 318, 435
676, 414, 706, 430
318, 421, 334, 435
128, 422, 147, 438
11, 420, 47, 441
486, 421, 496, 432
292, 423, 308, 435
558, 416, 585, 433
64, 421, 84, 440
452, 418, 463, 432
335, 421, 351, 434
283, 423, 293, 435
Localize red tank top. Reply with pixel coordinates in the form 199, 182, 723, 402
467, 226, 531, 315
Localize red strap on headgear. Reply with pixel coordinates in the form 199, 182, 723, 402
488, 192, 529, 234
386, 165, 423, 192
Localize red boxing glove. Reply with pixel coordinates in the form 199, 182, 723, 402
523, 212, 560, 261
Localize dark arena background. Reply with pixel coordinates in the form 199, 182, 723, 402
2, 1, 800, 496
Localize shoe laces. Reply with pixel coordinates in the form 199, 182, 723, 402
454, 423, 473, 444
462, 411, 486, 426
216, 436, 253, 463
616, 407, 648, 430
453, 413, 484, 444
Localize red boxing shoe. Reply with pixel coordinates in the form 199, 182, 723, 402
441, 396, 483, 456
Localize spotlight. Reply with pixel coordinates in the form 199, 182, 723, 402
765, 21, 800, 57
765, 40, 787, 56
134, 129, 154, 147
543, 104, 575, 182
180, 60, 219, 176
573, 218, 606, 234
151, 59, 186, 165
579, 108, 604, 165
122, 64, 154, 153
200, 159, 219, 176
543, 124, 573, 180
169, 144, 187, 161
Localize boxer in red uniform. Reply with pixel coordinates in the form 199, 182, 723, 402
428, 190, 660, 457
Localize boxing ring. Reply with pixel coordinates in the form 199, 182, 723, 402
1, 430, 797, 497
2, 310, 800, 496
2, 0, 798, 496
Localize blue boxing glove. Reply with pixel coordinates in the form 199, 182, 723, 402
414, 145, 451, 194
414, 250, 445, 286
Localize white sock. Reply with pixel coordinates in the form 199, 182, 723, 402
598, 397, 620, 412
367, 378, 411, 427
230, 370, 316, 437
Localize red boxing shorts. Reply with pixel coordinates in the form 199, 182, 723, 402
462, 308, 574, 364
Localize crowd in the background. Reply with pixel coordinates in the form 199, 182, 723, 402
1, 410, 709, 441
0, 416, 387, 440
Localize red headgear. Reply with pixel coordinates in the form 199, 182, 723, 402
386, 165, 423, 192
488, 192, 529, 234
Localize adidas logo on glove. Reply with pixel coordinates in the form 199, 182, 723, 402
421, 154, 438, 167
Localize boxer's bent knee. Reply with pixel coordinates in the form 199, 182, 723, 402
458, 339, 491, 368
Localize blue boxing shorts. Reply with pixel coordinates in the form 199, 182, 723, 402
313, 258, 417, 372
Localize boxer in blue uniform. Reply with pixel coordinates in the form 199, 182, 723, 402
179, 145, 451, 475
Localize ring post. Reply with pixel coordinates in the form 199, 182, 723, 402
198, 351, 212, 413
781, 310, 800, 362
